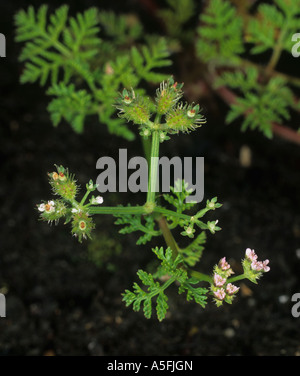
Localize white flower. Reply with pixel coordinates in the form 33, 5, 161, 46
91, 196, 104, 205
208, 220, 219, 233
41, 201, 55, 213
38, 203, 46, 212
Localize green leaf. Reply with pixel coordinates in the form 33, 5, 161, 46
156, 292, 169, 322
196, 0, 244, 65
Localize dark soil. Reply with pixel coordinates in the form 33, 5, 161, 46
0, 0, 300, 356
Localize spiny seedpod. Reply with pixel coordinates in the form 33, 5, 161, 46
71, 210, 95, 243
37, 200, 67, 224
116, 88, 151, 125
49, 165, 78, 201
155, 77, 183, 115
165, 103, 206, 133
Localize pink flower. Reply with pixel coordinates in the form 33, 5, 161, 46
219, 257, 230, 271
214, 273, 226, 287
245, 248, 258, 262
251, 260, 263, 271
262, 260, 270, 272
251, 259, 270, 273
213, 288, 226, 301
226, 283, 240, 295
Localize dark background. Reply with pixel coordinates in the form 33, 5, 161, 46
0, 0, 300, 356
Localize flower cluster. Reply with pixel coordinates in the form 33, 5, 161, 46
115, 77, 206, 137
38, 200, 67, 224
37, 165, 104, 242
211, 257, 239, 307
242, 248, 270, 283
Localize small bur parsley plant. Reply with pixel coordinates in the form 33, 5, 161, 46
37, 78, 270, 321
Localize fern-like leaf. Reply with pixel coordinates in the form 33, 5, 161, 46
196, 0, 244, 65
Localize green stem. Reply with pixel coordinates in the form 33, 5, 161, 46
154, 206, 191, 221
88, 205, 146, 216
189, 270, 213, 284
227, 273, 247, 284
147, 130, 161, 204
141, 137, 152, 166
80, 190, 91, 206
266, 23, 290, 74
89, 204, 195, 222
148, 276, 176, 300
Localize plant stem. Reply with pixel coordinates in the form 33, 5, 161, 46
147, 130, 160, 204
88, 204, 195, 220
154, 206, 191, 221
227, 273, 247, 284
189, 270, 213, 284
141, 137, 152, 165
156, 215, 180, 257
266, 21, 290, 74
88, 205, 146, 215
80, 190, 91, 206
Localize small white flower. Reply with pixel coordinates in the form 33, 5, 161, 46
91, 196, 104, 205
186, 226, 193, 235
95, 196, 103, 204
71, 208, 79, 214
38, 203, 46, 212
207, 201, 215, 209
208, 220, 219, 233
